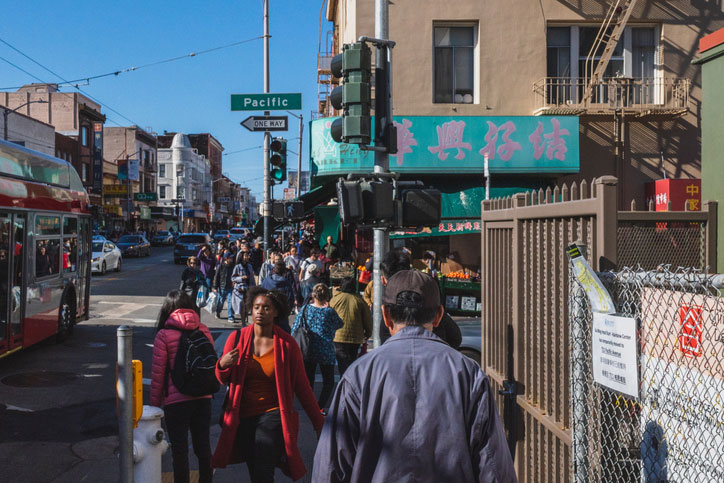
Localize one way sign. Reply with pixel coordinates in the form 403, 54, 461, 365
240, 115, 288, 132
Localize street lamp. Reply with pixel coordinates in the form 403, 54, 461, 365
3, 100, 49, 141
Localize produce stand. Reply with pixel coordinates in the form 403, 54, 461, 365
438, 278, 482, 316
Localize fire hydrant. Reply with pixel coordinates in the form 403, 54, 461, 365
133, 405, 169, 482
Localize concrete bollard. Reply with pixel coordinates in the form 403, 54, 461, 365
133, 405, 169, 483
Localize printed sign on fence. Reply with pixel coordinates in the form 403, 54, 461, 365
591, 313, 639, 398
640, 288, 724, 482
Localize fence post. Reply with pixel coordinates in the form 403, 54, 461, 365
595, 176, 618, 270
569, 241, 589, 483
117, 326, 134, 483
705, 200, 718, 273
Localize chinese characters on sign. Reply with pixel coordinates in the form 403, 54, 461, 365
438, 221, 480, 233
311, 116, 579, 176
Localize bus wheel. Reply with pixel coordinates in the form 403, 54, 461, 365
57, 295, 76, 342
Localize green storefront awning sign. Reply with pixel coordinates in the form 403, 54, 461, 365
311, 115, 579, 176
390, 218, 481, 239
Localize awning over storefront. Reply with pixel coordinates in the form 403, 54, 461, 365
391, 218, 481, 239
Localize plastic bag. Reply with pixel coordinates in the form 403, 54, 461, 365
196, 284, 209, 308
203, 292, 217, 314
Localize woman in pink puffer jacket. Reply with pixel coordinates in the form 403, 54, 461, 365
150, 290, 214, 483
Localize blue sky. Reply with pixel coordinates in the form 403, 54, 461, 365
0, 0, 331, 200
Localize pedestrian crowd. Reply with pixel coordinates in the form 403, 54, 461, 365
149, 226, 515, 482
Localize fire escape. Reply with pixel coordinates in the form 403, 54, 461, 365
317, 25, 338, 119
534, 0, 689, 117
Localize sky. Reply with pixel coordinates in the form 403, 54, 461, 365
0, 0, 332, 200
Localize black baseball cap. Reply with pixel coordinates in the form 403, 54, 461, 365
383, 270, 440, 309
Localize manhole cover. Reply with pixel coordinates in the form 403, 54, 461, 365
2, 371, 79, 388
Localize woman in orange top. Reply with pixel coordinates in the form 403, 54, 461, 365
213, 286, 324, 482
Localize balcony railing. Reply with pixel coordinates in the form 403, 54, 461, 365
533, 77, 690, 116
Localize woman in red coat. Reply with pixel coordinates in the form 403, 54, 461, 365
213, 286, 324, 482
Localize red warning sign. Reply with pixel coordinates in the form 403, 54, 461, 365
679, 304, 703, 357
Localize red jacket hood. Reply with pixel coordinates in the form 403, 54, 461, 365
164, 309, 201, 331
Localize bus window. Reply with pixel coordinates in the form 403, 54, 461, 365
11, 215, 24, 337
36, 215, 60, 236
63, 238, 77, 273
0, 217, 9, 347
36, 239, 59, 277
63, 217, 78, 273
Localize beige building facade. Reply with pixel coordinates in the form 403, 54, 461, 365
324, 1, 724, 207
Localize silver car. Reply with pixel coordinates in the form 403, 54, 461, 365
457, 318, 481, 366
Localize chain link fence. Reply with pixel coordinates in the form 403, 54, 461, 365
617, 222, 707, 271
569, 265, 724, 482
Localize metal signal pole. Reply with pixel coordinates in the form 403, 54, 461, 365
371, 0, 391, 349
262, 0, 272, 254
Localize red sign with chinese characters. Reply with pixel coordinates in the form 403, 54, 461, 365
645, 179, 701, 211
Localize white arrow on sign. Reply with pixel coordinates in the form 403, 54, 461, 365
241, 115, 289, 132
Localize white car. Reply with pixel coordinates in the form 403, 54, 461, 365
92, 240, 122, 275
229, 227, 250, 242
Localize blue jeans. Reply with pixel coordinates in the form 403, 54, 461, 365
215, 289, 233, 319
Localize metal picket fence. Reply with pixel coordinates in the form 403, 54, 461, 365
569, 265, 724, 482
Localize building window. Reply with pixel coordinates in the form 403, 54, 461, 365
81, 164, 88, 183
81, 126, 89, 147
177, 186, 185, 199
433, 25, 476, 104
159, 164, 166, 178
159, 185, 167, 199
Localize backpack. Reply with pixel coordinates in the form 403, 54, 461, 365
170, 328, 221, 397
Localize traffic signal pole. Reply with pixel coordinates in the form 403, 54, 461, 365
371, 0, 391, 349
262, 0, 272, 254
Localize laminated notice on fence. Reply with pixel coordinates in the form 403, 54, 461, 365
591, 313, 639, 398
566, 244, 615, 314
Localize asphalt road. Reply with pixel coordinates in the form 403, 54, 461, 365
0, 246, 320, 482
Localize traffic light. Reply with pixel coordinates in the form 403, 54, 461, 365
399, 188, 441, 227
270, 137, 287, 183
360, 181, 394, 222
329, 42, 372, 145
336, 179, 363, 224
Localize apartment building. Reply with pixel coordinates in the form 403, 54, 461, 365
0, 83, 106, 207
320, 1, 724, 207
156, 133, 211, 232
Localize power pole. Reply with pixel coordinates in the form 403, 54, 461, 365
297, 114, 303, 195
371, 0, 391, 349
262, 0, 272, 254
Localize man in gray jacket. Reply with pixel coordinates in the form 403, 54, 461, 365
313, 270, 516, 482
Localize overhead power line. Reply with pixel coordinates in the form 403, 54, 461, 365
0, 35, 263, 91
0, 36, 142, 126
223, 145, 263, 156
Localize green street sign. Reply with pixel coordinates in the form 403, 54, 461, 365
231, 93, 302, 111
134, 192, 157, 202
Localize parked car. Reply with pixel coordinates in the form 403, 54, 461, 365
174, 233, 212, 264
457, 318, 481, 366
213, 229, 231, 242
92, 240, 122, 275
151, 230, 174, 246
116, 235, 151, 257
229, 227, 249, 242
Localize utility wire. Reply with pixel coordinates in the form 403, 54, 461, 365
0, 37, 143, 126
0, 35, 263, 90
0, 56, 46, 84
223, 145, 263, 156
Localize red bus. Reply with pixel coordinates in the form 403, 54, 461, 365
0, 139, 91, 358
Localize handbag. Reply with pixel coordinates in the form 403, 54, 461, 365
292, 304, 311, 358
219, 329, 242, 427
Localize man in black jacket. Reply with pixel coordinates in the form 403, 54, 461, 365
213, 252, 236, 319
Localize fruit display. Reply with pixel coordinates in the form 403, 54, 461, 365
444, 270, 470, 280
